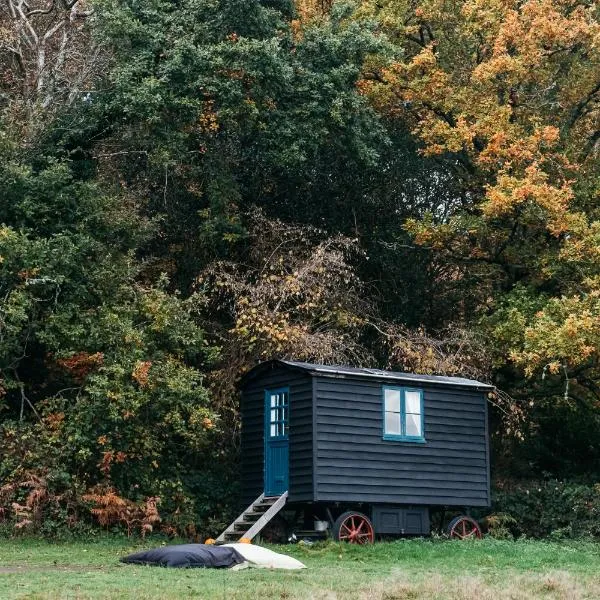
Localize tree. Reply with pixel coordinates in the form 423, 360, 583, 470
0, 130, 219, 532
0, 0, 102, 131
352, 0, 600, 470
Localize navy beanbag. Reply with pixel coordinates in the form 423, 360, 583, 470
120, 544, 245, 568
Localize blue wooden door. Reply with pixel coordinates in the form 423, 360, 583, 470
265, 388, 289, 496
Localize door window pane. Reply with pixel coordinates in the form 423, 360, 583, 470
267, 390, 289, 438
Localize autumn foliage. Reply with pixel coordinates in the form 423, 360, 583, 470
1, 0, 600, 537
82, 488, 160, 538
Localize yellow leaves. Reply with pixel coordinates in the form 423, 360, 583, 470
0, 225, 16, 240
539, 126, 560, 146
201, 211, 368, 381
294, 0, 332, 22
232, 304, 298, 350
482, 165, 573, 234
509, 292, 600, 376
471, 53, 524, 84
477, 123, 559, 169
411, 45, 437, 70
197, 108, 219, 134
466, 0, 599, 79
417, 114, 474, 156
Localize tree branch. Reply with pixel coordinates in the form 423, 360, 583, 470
566, 80, 600, 130
26, 0, 56, 18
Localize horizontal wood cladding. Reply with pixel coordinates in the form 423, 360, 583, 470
314, 376, 490, 507
240, 365, 313, 506
316, 491, 489, 506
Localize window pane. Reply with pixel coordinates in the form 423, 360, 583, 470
270, 395, 277, 407
270, 424, 277, 437
385, 411, 401, 435
270, 409, 277, 423
384, 389, 401, 413
406, 413, 422, 437
405, 391, 421, 414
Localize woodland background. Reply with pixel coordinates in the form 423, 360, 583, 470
0, 0, 599, 539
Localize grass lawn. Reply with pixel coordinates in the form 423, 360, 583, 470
1, 537, 600, 599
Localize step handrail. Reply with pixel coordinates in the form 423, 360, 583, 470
215, 491, 288, 543
215, 493, 265, 543
244, 491, 288, 541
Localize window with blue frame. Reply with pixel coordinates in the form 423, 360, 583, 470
267, 389, 289, 438
383, 386, 425, 442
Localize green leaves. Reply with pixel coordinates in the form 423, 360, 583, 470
0, 123, 219, 532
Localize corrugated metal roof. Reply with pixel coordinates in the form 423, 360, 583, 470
279, 360, 494, 390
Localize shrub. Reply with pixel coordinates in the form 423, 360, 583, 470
82, 487, 160, 537
492, 480, 600, 539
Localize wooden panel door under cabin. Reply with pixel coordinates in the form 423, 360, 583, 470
264, 388, 289, 496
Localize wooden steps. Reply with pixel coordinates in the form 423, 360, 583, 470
215, 492, 288, 544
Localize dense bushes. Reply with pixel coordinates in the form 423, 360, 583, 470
491, 481, 600, 540
0, 148, 224, 537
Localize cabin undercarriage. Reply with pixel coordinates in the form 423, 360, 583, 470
216, 493, 482, 544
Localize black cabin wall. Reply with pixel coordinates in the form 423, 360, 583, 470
313, 376, 490, 507
240, 366, 313, 505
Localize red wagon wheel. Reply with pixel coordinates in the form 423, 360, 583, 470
333, 511, 375, 544
446, 515, 482, 540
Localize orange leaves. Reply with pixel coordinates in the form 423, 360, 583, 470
358, 0, 600, 285
0, 473, 54, 532
55, 352, 104, 383
132, 360, 152, 388
83, 487, 160, 537
197, 101, 220, 135
44, 412, 65, 431
465, 0, 598, 81
478, 126, 561, 169
98, 451, 114, 476
360, 0, 598, 166
98, 450, 128, 476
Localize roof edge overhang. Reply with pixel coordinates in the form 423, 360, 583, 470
240, 359, 495, 392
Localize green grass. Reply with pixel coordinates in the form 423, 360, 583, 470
2, 537, 600, 599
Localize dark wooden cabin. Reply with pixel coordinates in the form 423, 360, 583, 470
218, 360, 493, 543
